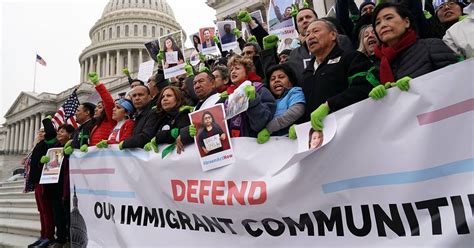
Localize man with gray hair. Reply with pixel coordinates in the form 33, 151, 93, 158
300, 19, 377, 132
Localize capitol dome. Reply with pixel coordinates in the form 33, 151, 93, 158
78, 0, 183, 83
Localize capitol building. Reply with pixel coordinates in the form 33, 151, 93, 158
0, 0, 184, 156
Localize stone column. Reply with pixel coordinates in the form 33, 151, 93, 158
139, 49, 143, 64
90, 57, 94, 74
97, 54, 101, 77
23, 117, 30, 152
116, 50, 121, 75
127, 49, 132, 72
5, 125, 11, 154
28, 117, 35, 149
106, 52, 110, 77
11, 124, 16, 154
85, 60, 89, 80
18, 120, 24, 153
36, 114, 42, 132
80, 62, 84, 82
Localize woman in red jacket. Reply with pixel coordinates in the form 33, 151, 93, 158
95, 98, 135, 148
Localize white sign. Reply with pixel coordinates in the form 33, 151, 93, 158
203, 134, 222, 151
137, 60, 155, 83
40, 148, 64, 184
70, 60, 474, 247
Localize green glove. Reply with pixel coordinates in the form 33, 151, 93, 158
144, 138, 158, 153
179, 105, 194, 113
40, 156, 50, 164
263, 35, 279, 50
290, 4, 299, 17
171, 128, 180, 139
369, 85, 387, 100
423, 10, 432, 20
156, 51, 164, 64
199, 53, 206, 62
199, 66, 211, 74
184, 63, 194, 77
64, 146, 73, 156
238, 11, 252, 23
257, 128, 270, 144
213, 35, 220, 45
45, 115, 52, 120
247, 35, 257, 43
232, 28, 241, 38
122, 67, 130, 76
288, 124, 297, 140
303, 0, 309, 8
350, 14, 360, 22
244, 85, 256, 101
459, 15, 468, 22
189, 124, 197, 137
219, 91, 229, 99
310, 104, 330, 131
394, 76, 411, 91
96, 140, 108, 149
88, 72, 99, 85
80, 144, 88, 153
118, 141, 124, 150
64, 140, 72, 148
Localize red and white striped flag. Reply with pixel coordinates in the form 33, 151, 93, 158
52, 89, 80, 129
36, 54, 47, 66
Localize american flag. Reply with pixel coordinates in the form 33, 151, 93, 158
52, 89, 80, 129
36, 54, 47, 66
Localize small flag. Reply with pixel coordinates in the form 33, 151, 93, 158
52, 89, 80, 129
36, 54, 47, 66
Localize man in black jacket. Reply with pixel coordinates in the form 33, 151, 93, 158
302, 19, 377, 130
72, 102, 96, 149
121, 85, 159, 149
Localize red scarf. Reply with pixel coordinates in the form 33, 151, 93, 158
225, 72, 262, 94
374, 29, 417, 85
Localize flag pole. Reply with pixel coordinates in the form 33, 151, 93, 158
33, 53, 37, 93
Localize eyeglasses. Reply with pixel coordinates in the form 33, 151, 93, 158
437, 1, 457, 11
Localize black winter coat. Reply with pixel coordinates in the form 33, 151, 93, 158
301, 45, 375, 121
122, 101, 159, 149
155, 108, 191, 145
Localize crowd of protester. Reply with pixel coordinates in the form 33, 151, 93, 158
21, 0, 472, 247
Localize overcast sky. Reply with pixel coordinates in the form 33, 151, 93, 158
0, 0, 216, 124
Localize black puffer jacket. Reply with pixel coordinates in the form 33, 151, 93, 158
154, 108, 191, 145
374, 38, 458, 81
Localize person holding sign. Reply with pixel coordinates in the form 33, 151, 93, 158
197, 111, 226, 156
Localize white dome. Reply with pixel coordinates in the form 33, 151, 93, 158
102, 0, 175, 18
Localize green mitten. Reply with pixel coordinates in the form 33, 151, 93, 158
144, 138, 158, 153
80, 144, 88, 153
394, 76, 411, 91
232, 28, 241, 38
247, 35, 257, 43
244, 85, 256, 101
122, 67, 130, 76
219, 91, 229, 99
40, 156, 50, 164
369, 85, 387, 100
263, 35, 279, 50
257, 128, 270, 144
64, 140, 72, 148
118, 141, 124, 150
290, 4, 298, 17
189, 124, 197, 137
310, 104, 330, 131
45, 115, 52, 120
96, 140, 108, 149
213, 36, 220, 45
63, 146, 73, 156
238, 11, 252, 23
88, 72, 99, 85
288, 124, 297, 140
199, 66, 211, 74
156, 51, 164, 64
184, 63, 194, 77
179, 105, 194, 113
303, 0, 309, 8
423, 10, 432, 20
199, 53, 206, 62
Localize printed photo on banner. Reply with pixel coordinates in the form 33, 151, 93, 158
199, 27, 218, 55
144, 39, 161, 62
40, 148, 64, 184
189, 49, 200, 66
217, 21, 237, 51
159, 30, 186, 79
190, 33, 202, 52
243, 10, 265, 32
277, 37, 300, 53
189, 104, 235, 171
241, 24, 251, 41
268, 0, 297, 39
224, 81, 251, 120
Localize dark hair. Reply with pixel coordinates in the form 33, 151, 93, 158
197, 71, 216, 81
201, 111, 215, 125
321, 17, 346, 35
81, 102, 96, 118
265, 63, 299, 88
133, 85, 151, 95
308, 128, 323, 149
156, 86, 184, 113
372, 3, 417, 42
95, 101, 107, 127
293, 7, 318, 34
163, 36, 184, 63
58, 124, 75, 134
130, 79, 145, 86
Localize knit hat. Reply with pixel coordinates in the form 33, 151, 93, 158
359, 1, 375, 13
117, 99, 135, 115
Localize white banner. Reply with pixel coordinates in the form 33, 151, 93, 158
70, 60, 474, 247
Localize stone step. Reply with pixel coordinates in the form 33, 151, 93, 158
0, 192, 34, 200
0, 218, 40, 238
0, 199, 37, 208
0, 208, 39, 221
0, 233, 38, 248
0, 186, 24, 194
0, 181, 25, 188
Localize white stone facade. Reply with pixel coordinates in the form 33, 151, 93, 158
1, 0, 183, 155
